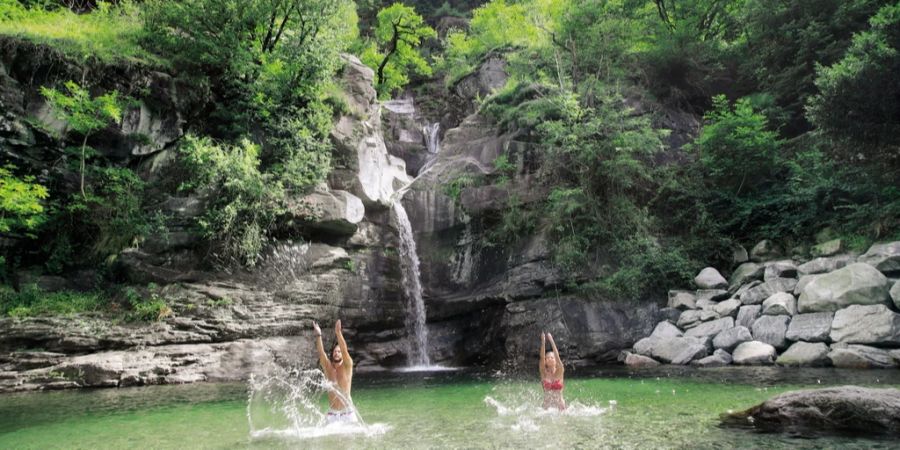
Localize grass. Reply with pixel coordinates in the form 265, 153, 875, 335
0, 1, 164, 66
0, 283, 105, 317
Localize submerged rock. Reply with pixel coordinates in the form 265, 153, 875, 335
720, 386, 900, 436
798, 263, 891, 313
732, 341, 776, 365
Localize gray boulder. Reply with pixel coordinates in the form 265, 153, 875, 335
676, 310, 703, 329
659, 307, 682, 324
692, 349, 733, 367
720, 386, 900, 435
730, 263, 764, 289
695, 267, 728, 289
685, 317, 735, 340
713, 299, 742, 318
798, 255, 855, 275
767, 277, 799, 294
667, 290, 697, 310
858, 241, 900, 275
696, 289, 729, 302
776, 342, 830, 367
650, 337, 709, 365
632, 337, 657, 356
785, 312, 833, 343
830, 304, 900, 346
649, 321, 683, 339
765, 260, 798, 281
696, 298, 717, 311
713, 326, 752, 352
798, 263, 891, 313
794, 274, 820, 296
762, 292, 797, 316
736, 305, 762, 329
286, 189, 365, 235
741, 282, 776, 305
891, 281, 900, 310
811, 239, 844, 258
625, 353, 661, 368
752, 315, 791, 349
733, 246, 749, 265
828, 344, 898, 369
750, 240, 782, 262
699, 309, 720, 322
732, 341, 777, 365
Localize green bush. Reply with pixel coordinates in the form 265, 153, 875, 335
123, 286, 171, 322
0, 164, 49, 237
0, 284, 105, 317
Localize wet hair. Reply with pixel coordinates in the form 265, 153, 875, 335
331, 343, 342, 361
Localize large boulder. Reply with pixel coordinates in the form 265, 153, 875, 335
713, 299, 742, 318
732, 341, 776, 365
720, 386, 900, 436
785, 312, 833, 343
691, 349, 733, 367
798, 255, 855, 275
830, 304, 900, 346
284, 189, 365, 235
858, 241, 900, 276
694, 267, 728, 289
712, 326, 752, 352
751, 315, 791, 349
797, 263, 891, 313
676, 310, 703, 329
624, 353, 661, 368
649, 321, 683, 339
776, 342, 830, 367
762, 292, 797, 316
750, 240, 782, 262
667, 290, 697, 310
740, 281, 776, 305
736, 305, 762, 329
828, 344, 898, 369
649, 336, 709, 365
729, 263, 764, 289
684, 317, 734, 340
764, 260, 798, 281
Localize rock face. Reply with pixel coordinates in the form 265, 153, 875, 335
721, 386, 900, 436
776, 342, 830, 367
798, 263, 891, 313
830, 304, 900, 346
694, 267, 728, 289
732, 341, 776, 365
785, 312, 832, 342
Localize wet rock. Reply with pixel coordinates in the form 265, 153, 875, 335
830, 304, 900, 346
751, 315, 791, 349
667, 290, 697, 310
776, 342, 830, 367
695, 267, 728, 290
858, 241, 900, 276
713, 299, 742, 318
750, 240, 782, 262
625, 353, 660, 368
828, 344, 898, 369
712, 326, 752, 352
798, 263, 891, 313
732, 341, 776, 365
692, 349, 732, 367
721, 386, 900, 435
736, 305, 762, 329
729, 263, 764, 289
785, 312, 833, 343
685, 317, 734, 340
798, 255, 855, 275
762, 292, 797, 316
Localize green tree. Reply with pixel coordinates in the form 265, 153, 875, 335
807, 1, 900, 167
360, 3, 435, 98
40, 81, 121, 198
0, 165, 48, 236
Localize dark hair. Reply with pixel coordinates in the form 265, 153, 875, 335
331, 343, 341, 360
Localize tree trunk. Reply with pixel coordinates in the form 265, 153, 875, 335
80, 134, 88, 198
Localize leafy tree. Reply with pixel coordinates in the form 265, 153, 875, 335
360, 3, 435, 98
807, 1, 900, 167
0, 165, 48, 237
40, 81, 121, 197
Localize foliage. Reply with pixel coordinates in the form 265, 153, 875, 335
0, 0, 161, 65
123, 285, 171, 322
359, 3, 435, 98
0, 284, 105, 317
0, 165, 49, 237
40, 80, 122, 197
807, 1, 900, 166
443, 174, 479, 203
178, 135, 285, 267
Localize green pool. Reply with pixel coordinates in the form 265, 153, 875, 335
1, 367, 898, 449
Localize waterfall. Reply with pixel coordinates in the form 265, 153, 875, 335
391, 199, 431, 366
419, 123, 441, 175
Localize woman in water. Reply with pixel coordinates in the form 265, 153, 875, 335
539, 331, 566, 410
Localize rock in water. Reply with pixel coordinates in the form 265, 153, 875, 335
776, 342, 830, 367
732, 341, 776, 365
798, 263, 891, 313
830, 304, 900, 346
720, 386, 900, 436
694, 267, 728, 289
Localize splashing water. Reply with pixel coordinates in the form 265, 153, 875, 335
483, 384, 612, 433
391, 200, 432, 366
247, 366, 389, 441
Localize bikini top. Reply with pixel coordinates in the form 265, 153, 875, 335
542, 379, 564, 391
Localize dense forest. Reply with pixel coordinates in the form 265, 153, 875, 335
1, 0, 898, 317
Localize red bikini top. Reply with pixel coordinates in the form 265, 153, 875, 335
542, 379, 564, 391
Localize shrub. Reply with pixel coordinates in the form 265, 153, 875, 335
0, 284, 105, 317
123, 286, 171, 321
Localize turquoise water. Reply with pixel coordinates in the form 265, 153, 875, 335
1, 367, 899, 449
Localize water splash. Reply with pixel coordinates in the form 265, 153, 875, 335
391, 200, 431, 366
483, 384, 612, 433
247, 366, 389, 441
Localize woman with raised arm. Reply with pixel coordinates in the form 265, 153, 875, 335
313, 319, 355, 423
539, 331, 566, 411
